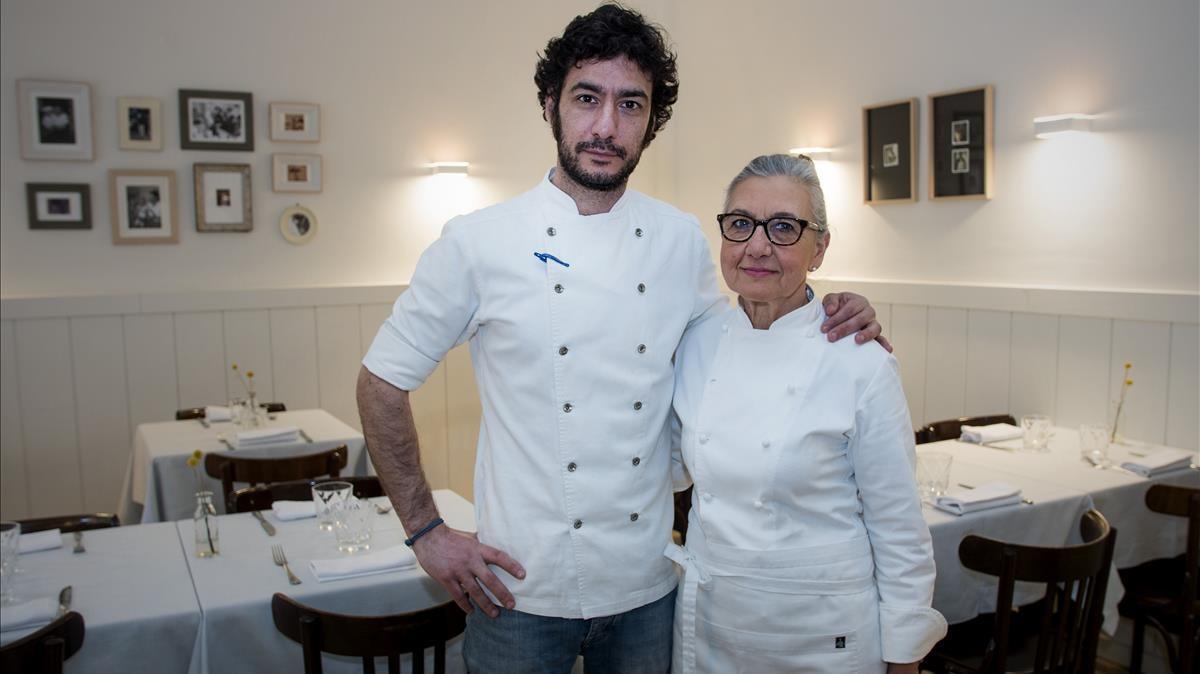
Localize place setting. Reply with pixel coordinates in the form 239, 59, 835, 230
0, 522, 80, 643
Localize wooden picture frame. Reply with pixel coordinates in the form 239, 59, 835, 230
929, 85, 994, 200
269, 102, 320, 142
862, 98, 917, 204
193, 163, 253, 232
25, 183, 91, 230
109, 170, 178, 244
280, 204, 317, 244
272, 153, 322, 192
178, 89, 254, 151
16, 79, 94, 161
117, 97, 163, 151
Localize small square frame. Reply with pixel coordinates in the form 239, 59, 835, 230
109, 170, 178, 244
117, 97, 164, 151
272, 153, 322, 192
862, 98, 917, 204
280, 204, 318, 245
178, 89, 254, 151
25, 183, 91, 229
193, 163, 253, 232
17, 79, 94, 161
269, 102, 320, 142
929, 85, 994, 200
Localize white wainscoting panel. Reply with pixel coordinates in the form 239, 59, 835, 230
890, 305, 929, 427
1, 321, 30, 519
70, 316, 132, 514
445, 344, 481, 500
315, 305, 364, 435
174, 312, 227, 410
124, 314, 179, 428
268, 308, 320, 412
924, 308, 969, 423
358, 304, 391, 356
223, 310, 275, 403
1008, 313, 1060, 420
1166, 324, 1200, 451
1109, 320, 1171, 444
1055, 317, 1113, 430
964, 310, 1012, 417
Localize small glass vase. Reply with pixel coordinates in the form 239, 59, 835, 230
194, 491, 220, 558
240, 393, 263, 428
1108, 400, 1127, 445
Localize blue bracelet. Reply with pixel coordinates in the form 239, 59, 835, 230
404, 517, 444, 547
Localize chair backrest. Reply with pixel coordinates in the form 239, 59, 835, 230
204, 445, 349, 512
0, 611, 85, 674
916, 414, 1017, 444
271, 594, 466, 674
957, 509, 1116, 673
16, 513, 119, 534
176, 407, 206, 420
230, 476, 385, 513
1145, 484, 1199, 673
260, 402, 287, 413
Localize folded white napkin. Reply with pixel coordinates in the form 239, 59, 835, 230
309, 545, 417, 583
232, 426, 300, 448
271, 500, 316, 521
960, 423, 1023, 444
935, 481, 1022, 515
205, 405, 233, 422
18, 529, 62, 554
0, 597, 57, 632
1121, 448, 1193, 477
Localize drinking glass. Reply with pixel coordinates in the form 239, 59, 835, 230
1021, 414, 1052, 452
0, 521, 20, 605
1079, 424, 1110, 468
915, 452, 953, 504
332, 496, 373, 554
313, 481, 353, 532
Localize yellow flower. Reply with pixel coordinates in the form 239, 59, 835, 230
231, 363, 239, 371
187, 456, 199, 468
246, 371, 254, 378
191, 449, 203, 460
1123, 362, 1132, 369
1125, 379, 1133, 386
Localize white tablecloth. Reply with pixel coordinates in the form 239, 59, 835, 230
0, 523, 202, 673
178, 489, 474, 674
117, 409, 368, 523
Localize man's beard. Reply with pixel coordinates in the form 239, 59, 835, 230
552, 108, 643, 192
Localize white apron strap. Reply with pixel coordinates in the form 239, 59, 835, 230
664, 542, 712, 674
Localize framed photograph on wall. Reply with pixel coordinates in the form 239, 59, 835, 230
117, 97, 163, 150
109, 170, 178, 244
16, 79, 94, 161
272, 153, 322, 192
929, 85, 993, 200
269, 102, 320, 142
178, 89, 254, 151
193, 163, 253, 232
25, 183, 91, 229
862, 98, 917, 204
280, 204, 317, 244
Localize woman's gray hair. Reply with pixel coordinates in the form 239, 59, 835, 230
724, 154, 828, 231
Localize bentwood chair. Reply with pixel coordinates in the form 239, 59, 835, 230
673, 486, 694, 544
229, 476, 385, 514
271, 594, 466, 674
177, 402, 286, 420
16, 513, 119, 534
916, 415, 1017, 445
923, 509, 1116, 673
1119, 484, 1199, 674
204, 445, 348, 512
0, 611, 85, 674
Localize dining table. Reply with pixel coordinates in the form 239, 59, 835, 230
117, 409, 369, 524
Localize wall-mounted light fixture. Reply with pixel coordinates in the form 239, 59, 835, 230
428, 161, 470, 175
789, 147, 833, 160
1033, 114, 1094, 139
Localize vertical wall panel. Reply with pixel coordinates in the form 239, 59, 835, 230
124, 314, 179, 427
1166, 324, 1199, 450
1109, 320, 1171, 444
890, 305, 928, 426
70, 316, 132, 513
445, 343, 481, 500
315, 305, 363, 429
964, 310, 1012, 417
269, 308, 320, 411
875, 303, 892, 341
15, 319, 83, 515
923, 308, 968, 424
222, 310, 275, 403
174, 312, 227, 408
1009, 313, 1059, 420
0, 321, 30, 519
358, 303, 392, 356
1055, 317, 1112, 429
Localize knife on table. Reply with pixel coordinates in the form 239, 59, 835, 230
56, 586, 72, 617
251, 510, 277, 536
298, 429, 313, 443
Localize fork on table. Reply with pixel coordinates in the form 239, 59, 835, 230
271, 544, 302, 585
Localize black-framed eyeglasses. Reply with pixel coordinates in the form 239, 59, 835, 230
716, 213, 819, 246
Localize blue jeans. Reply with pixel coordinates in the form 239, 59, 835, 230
463, 589, 675, 674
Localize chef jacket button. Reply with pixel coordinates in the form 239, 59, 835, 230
567, 462, 577, 472
554, 283, 564, 294
754, 500, 764, 509
698, 434, 709, 444
635, 228, 644, 237
709, 377, 717, 384
562, 402, 573, 413
573, 519, 583, 529
761, 440, 771, 449
630, 513, 639, 522
637, 283, 646, 294
636, 343, 646, 354
631, 457, 641, 466
547, 227, 557, 236
633, 401, 643, 411
702, 492, 713, 502
558, 346, 569, 356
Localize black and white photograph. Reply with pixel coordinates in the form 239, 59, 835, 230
951, 147, 970, 174
951, 119, 970, 146
178, 89, 254, 150
863, 98, 917, 203
882, 142, 899, 168
272, 153, 323, 192
126, 186, 162, 229
292, 213, 311, 237
930, 85, 993, 199
118, 97, 163, 151
17, 79, 94, 160
280, 204, 318, 244
193, 163, 252, 232
109, 170, 177, 243
128, 107, 151, 140
269, 102, 321, 142
25, 183, 91, 230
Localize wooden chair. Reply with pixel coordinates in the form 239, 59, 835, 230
271, 594, 466, 674
0, 611, 85, 674
176, 407, 206, 420
923, 509, 1116, 673
230, 476, 385, 513
916, 414, 1017, 444
16, 513, 119, 534
260, 402, 287, 413
204, 445, 348, 512
1119, 484, 1199, 674
673, 486, 693, 544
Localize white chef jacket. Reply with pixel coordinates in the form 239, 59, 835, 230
668, 296, 946, 672
363, 170, 724, 619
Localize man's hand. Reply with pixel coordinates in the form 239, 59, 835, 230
412, 525, 526, 618
821, 292, 893, 353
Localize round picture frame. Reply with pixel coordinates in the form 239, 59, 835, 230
279, 204, 317, 245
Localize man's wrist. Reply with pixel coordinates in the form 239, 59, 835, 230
404, 516, 445, 547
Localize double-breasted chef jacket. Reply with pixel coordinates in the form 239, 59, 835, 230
668, 296, 947, 673
364, 170, 724, 619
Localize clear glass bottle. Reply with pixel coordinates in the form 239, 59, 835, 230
194, 491, 220, 557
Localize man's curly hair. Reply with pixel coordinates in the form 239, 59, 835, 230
534, 4, 679, 148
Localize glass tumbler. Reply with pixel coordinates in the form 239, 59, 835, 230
1021, 414, 1052, 452
313, 481, 353, 532
332, 496, 373, 554
915, 452, 953, 504
0, 521, 21, 604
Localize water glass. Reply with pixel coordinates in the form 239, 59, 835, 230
915, 452, 953, 503
0, 521, 20, 605
1021, 414, 1052, 452
332, 496, 373, 554
1079, 424, 1111, 467
313, 481, 353, 532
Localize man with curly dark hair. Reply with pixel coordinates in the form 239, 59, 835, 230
359, 5, 882, 672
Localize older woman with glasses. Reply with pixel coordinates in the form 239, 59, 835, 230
666, 154, 946, 674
